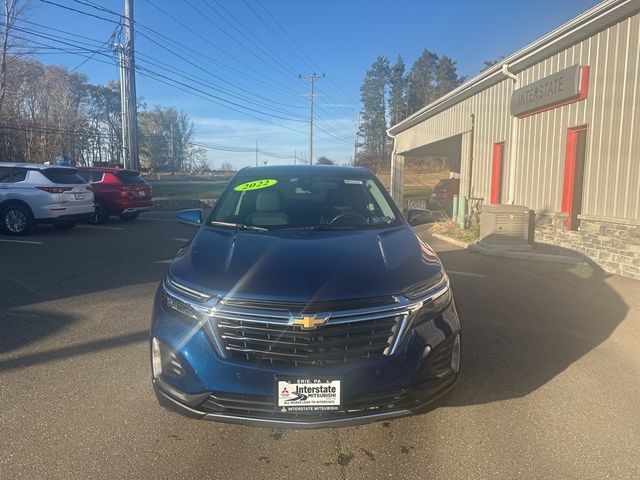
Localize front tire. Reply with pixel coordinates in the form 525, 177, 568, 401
1, 204, 34, 236
119, 211, 139, 221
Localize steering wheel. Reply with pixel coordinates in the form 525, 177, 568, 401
328, 212, 367, 225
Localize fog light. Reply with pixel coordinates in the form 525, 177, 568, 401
151, 338, 162, 378
451, 334, 461, 373
151, 337, 185, 379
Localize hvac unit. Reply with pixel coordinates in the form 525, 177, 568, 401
479, 204, 533, 250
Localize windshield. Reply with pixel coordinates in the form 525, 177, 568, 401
209, 173, 400, 230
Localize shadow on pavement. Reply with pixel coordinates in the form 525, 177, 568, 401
0, 308, 77, 357
0, 308, 148, 372
435, 243, 628, 406
0, 215, 194, 310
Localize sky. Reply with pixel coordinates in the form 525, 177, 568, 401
24, 0, 600, 169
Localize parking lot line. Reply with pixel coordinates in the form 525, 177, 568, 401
76, 225, 123, 231
447, 270, 486, 278
0, 238, 43, 245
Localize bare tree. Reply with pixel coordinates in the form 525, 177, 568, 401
0, 0, 29, 113
219, 161, 235, 172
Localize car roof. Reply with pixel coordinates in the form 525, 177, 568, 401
0, 162, 78, 170
236, 164, 372, 177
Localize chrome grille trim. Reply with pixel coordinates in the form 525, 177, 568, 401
162, 274, 451, 366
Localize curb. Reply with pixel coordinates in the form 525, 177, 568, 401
469, 243, 585, 264
431, 232, 473, 249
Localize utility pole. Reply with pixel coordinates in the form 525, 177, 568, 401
170, 123, 175, 175
124, 0, 139, 171
255, 140, 258, 167
294, 148, 296, 165
353, 112, 361, 165
116, 43, 128, 168
299, 73, 324, 165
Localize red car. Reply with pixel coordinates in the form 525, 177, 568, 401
77, 167, 153, 224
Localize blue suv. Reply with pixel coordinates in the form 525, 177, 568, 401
151, 165, 460, 428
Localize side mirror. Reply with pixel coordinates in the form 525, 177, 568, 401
407, 208, 435, 226
176, 209, 203, 227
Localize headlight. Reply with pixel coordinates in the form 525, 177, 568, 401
404, 272, 448, 301
162, 290, 199, 323
161, 275, 214, 325
403, 274, 452, 328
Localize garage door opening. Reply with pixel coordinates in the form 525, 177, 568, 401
393, 134, 463, 212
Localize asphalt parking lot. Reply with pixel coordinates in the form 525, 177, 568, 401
1, 213, 640, 480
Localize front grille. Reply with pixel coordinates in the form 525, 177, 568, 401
215, 315, 401, 367
221, 296, 398, 314
198, 389, 412, 419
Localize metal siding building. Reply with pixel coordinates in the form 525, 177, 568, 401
388, 0, 640, 278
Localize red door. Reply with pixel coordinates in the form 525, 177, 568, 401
561, 126, 587, 230
490, 142, 504, 205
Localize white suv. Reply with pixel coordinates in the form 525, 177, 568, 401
0, 163, 95, 235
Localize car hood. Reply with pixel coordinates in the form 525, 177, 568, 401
168, 224, 443, 303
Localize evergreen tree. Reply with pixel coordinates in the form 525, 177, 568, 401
481, 56, 505, 72
434, 55, 465, 98
407, 49, 438, 115
359, 56, 390, 159
388, 55, 407, 126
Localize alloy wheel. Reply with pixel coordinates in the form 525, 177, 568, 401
5, 209, 27, 233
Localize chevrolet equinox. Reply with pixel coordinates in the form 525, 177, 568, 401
151, 165, 460, 428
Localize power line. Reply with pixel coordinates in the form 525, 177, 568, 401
14, 18, 115, 48
68, 0, 121, 17
14, 7, 351, 149
182, 0, 300, 89
7, 33, 115, 64
141, 0, 299, 98
208, 0, 302, 76
8, 29, 309, 126
134, 31, 306, 111
134, 27, 302, 104
137, 65, 306, 124
36, 0, 120, 24
136, 54, 305, 119
70, 26, 120, 73
36, 0, 351, 142
251, 0, 358, 109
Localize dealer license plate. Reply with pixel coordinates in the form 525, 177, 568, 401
74, 193, 84, 200
277, 378, 341, 413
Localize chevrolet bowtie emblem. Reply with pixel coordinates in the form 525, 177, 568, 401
291, 315, 328, 330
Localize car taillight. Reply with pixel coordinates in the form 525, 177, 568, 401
36, 186, 73, 193
85, 185, 93, 191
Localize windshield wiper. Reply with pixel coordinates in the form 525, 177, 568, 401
279, 225, 358, 231
209, 221, 269, 232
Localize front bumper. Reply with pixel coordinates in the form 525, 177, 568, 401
150, 286, 461, 428
153, 373, 457, 428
